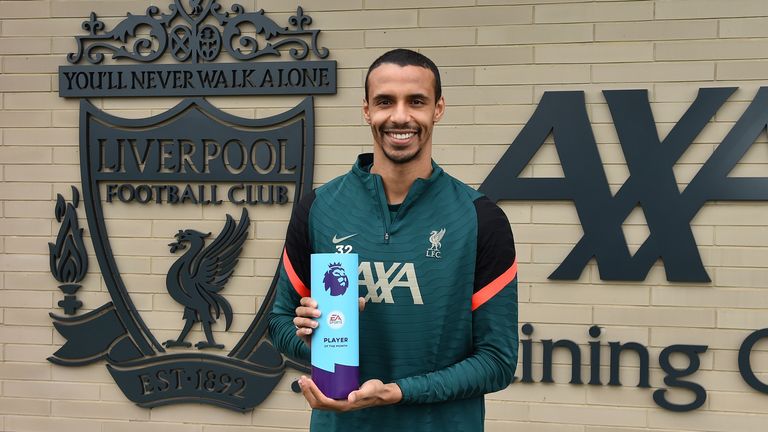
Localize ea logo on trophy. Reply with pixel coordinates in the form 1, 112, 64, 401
47, 0, 336, 412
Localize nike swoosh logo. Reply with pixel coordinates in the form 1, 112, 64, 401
332, 233, 357, 244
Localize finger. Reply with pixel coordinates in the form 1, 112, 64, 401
358, 297, 365, 312
299, 376, 319, 408
300, 297, 318, 308
295, 306, 321, 318
293, 317, 318, 329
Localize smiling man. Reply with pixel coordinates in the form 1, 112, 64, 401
268, 49, 519, 431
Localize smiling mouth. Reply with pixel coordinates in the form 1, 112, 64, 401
384, 130, 418, 141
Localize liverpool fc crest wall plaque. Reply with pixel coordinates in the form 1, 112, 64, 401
47, 0, 335, 411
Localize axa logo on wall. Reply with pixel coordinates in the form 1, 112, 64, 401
479, 88, 768, 411
47, 0, 335, 411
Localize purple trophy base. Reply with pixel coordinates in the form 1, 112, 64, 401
312, 364, 359, 400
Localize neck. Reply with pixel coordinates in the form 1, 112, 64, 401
370, 150, 432, 205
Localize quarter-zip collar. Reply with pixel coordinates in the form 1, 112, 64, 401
351, 153, 444, 243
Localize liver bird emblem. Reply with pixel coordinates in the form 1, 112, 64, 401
429, 228, 446, 251
164, 208, 250, 349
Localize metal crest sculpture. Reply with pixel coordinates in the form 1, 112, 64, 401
48, 1, 330, 412
67, 1, 328, 65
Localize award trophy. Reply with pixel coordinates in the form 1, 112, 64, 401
311, 253, 360, 399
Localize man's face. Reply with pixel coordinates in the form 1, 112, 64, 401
363, 64, 445, 165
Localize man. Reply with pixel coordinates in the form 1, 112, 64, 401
268, 49, 518, 431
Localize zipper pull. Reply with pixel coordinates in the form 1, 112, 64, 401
384, 232, 390, 243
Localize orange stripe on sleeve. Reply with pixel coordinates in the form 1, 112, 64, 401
282, 248, 310, 298
471, 259, 518, 311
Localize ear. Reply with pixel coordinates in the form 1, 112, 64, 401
363, 98, 371, 124
433, 96, 446, 123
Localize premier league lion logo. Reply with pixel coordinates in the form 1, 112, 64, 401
323, 262, 349, 296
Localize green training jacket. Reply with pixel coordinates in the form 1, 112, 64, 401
268, 153, 518, 431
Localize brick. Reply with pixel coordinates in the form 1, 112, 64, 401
593, 62, 715, 83
419, 5, 533, 27
438, 66, 475, 86
475, 104, 537, 125
477, 64, 591, 85
4, 273, 57, 291
0, 397, 50, 415
520, 303, 592, 325
255, 221, 289, 240
479, 23, 592, 45
649, 409, 768, 431
422, 46, 533, 67
657, 39, 768, 61
0, 362, 51, 380
717, 60, 768, 80
0, 217, 52, 235
310, 10, 417, 30
96, 219, 152, 238
4, 127, 77, 146
489, 422, 584, 432
701, 246, 768, 268
315, 107, 364, 126
0, 75, 52, 92
715, 226, 768, 247
0, 109, 52, 128
0, 254, 50, 272
5, 415, 102, 432
3, 380, 100, 400
1, 17, 106, 37
0, 182, 50, 201
656, 0, 768, 19
596, 19, 717, 41
365, 28, 475, 48
3, 309, 54, 326
536, 42, 653, 64
149, 402, 253, 425
594, 306, 715, 328
529, 403, 646, 427
52, 146, 79, 163
0, 290, 52, 308
431, 145, 474, 165
0, 37, 51, 54
104, 422, 204, 432
531, 283, 649, 306
315, 30, 364, 50
535, 2, 652, 24
49, 0, 170, 17
0, 324, 53, 344
51, 400, 149, 420
0, 1, 51, 18
721, 17, 768, 38
716, 267, 768, 288
718, 309, 768, 329
2, 55, 62, 74
653, 286, 768, 309
4, 163, 79, 182
443, 85, 533, 107
650, 327, 752, 351
709, 390, 768, 413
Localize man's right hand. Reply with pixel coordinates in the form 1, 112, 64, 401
294, 297, 366, 347
294, 297, 320, 347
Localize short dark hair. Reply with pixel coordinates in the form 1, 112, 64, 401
364, 48, 442, 102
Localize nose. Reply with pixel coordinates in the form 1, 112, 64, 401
390, 101, 410, 125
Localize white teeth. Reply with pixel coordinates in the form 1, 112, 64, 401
390, 132, 415, 140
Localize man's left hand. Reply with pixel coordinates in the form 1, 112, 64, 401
297, 376, 402, 412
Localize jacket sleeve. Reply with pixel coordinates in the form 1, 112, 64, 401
395, 196, 518, 403
267, 190, 316, 363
